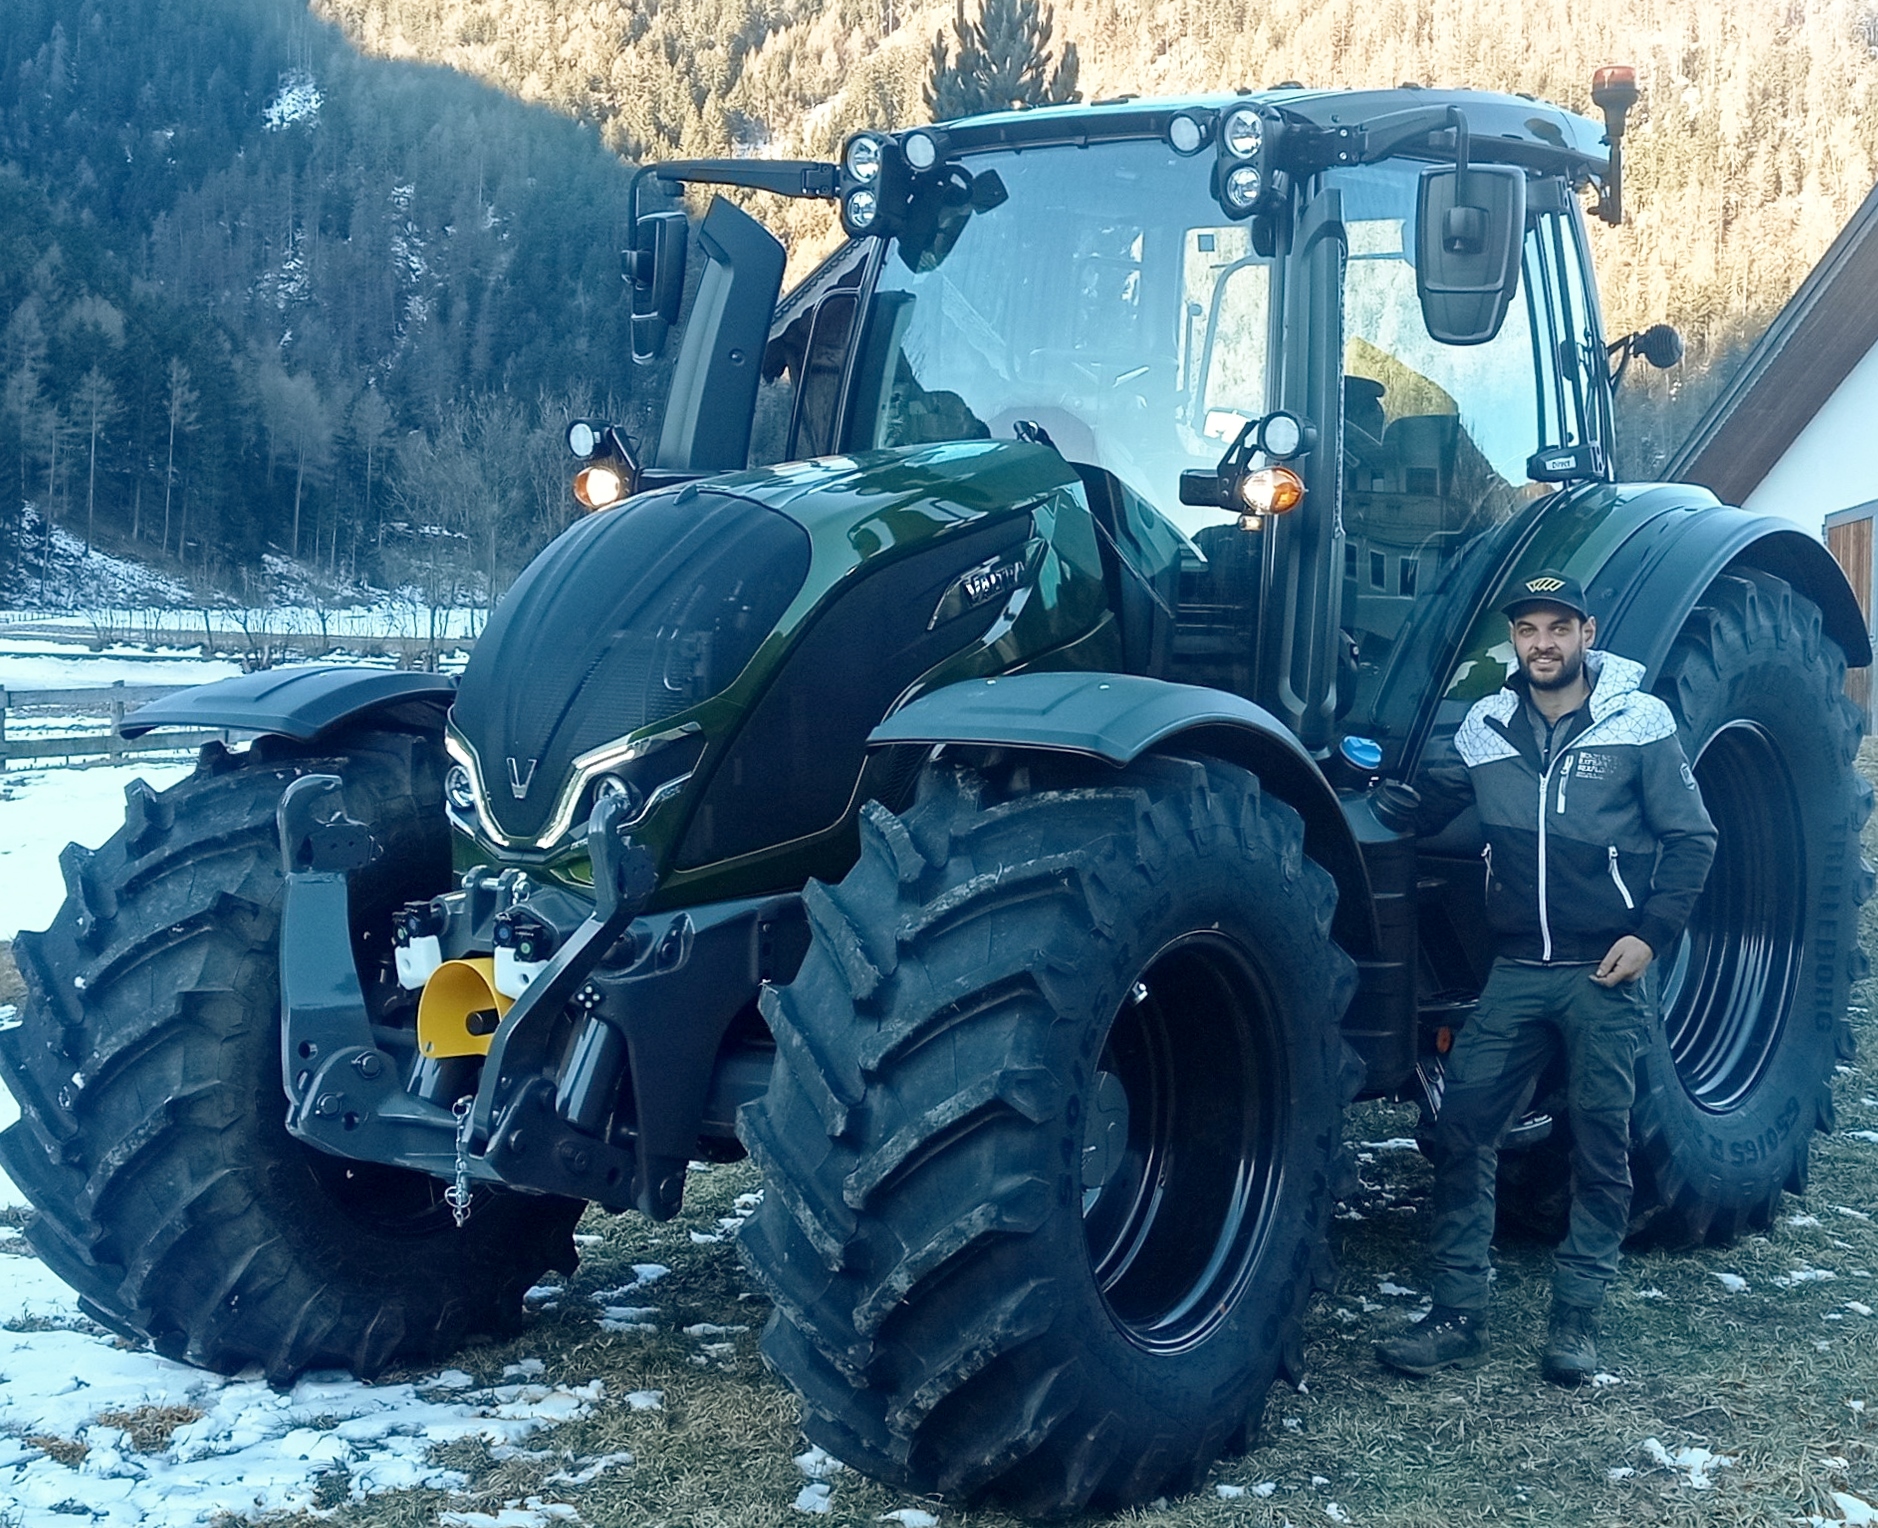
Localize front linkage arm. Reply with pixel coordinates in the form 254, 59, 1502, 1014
278, 780, 660, 1209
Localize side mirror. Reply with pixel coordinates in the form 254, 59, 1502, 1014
1636, 323, 1684, 369
626, 210, 688, 365
1415, 161, 1525, 345
1607, 322, 1684, 389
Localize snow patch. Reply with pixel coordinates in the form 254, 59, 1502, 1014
1641, 1437, 1732, 1489
263, 68, 324, 130
794, 1481, 834, 1513
0, 1262, 605, 1528
795, 1445, 846, 1479
876, 1512, 938, 1527
1713, 1272, 1749, 1293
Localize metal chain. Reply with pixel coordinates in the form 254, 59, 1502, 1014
446, 1095, 475, 1229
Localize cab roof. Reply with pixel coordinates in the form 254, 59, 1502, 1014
932, 87, 1611, 178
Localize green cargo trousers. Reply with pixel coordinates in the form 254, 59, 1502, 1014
1428, 957, 1655, 1314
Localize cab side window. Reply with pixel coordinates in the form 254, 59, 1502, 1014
748, 244, 871, 468
1331, 163, 1549, 741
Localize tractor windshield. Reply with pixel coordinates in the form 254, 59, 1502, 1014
841, 139, 1271, 539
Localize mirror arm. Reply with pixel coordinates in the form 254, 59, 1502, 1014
653, 158, 841, 201
1448, 106, 1471, 204
1606, 334, 1635, 391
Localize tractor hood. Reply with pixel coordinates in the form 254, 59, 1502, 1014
449, 488, 812, 844
448, 439, 1087, 854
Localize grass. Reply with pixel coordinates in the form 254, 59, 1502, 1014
7, 769, 1878, 1526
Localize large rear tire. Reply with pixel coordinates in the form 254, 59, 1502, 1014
1625, 570, 1872, 1241
737, 752, 1358, 1515
0, 728, 582, 1383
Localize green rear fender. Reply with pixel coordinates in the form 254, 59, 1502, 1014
1438, 483, 1869, 716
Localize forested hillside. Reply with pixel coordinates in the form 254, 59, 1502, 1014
4, 0, 1875, 608
0, 0, 646, 604
319, 0, 1878, 476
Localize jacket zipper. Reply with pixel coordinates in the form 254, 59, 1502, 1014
1556, 755, 1574, 813
1536, 765, 1553, 960
1482, 842, 1494, 898
1608, 846, 1635, 910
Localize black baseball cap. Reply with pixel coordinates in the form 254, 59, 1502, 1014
1501, 570, 1591, 622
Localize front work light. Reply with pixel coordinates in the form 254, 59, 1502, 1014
566, 420, 599, 459
1221, 106, 1264, 159
843, 133, 885, 183
902, 128, 942, 171
843, 186, 880, 234
574, 463, 627, 511
1224, 164, 1263, 210
1168, 113, 1208, 155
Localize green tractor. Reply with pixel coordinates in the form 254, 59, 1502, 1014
4, 72, 1869, 1514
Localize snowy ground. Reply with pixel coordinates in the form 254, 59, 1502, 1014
0, 636, 1874, 1524
0, 1240, 631, 1526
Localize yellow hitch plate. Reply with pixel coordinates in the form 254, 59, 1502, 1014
416, 957, 514, 1058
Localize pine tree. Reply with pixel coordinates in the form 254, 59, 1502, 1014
925, 0, 1080, 122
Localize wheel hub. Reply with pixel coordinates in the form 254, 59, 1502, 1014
1081, 933, 1283, 1354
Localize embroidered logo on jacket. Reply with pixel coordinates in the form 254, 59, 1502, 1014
1574, 751, 1614, 779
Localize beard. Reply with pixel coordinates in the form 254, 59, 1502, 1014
1522, 647, 1585, 691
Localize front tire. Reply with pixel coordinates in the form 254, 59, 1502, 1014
737, 752, 1357, 1515
0, 728, 582, 1382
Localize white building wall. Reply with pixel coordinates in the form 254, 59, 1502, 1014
1743, 340, 1878, 534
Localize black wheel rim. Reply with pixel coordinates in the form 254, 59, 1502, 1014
1081, 932, 1284, 1353
1660, 722, 1806, 1112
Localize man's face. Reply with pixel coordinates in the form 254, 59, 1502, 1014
1510, 606, 1596, 691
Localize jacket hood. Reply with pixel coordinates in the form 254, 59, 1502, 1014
1505, 648, 1647, 721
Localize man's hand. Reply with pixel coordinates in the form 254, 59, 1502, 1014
1592, 935, 1653, 986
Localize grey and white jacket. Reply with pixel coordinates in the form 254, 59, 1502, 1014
1415, 650, 1718, 964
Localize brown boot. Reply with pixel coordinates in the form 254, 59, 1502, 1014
1542, 1302, 1600, 1386
1375, 1306, 1489, 1377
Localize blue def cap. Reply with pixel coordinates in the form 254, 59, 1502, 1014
1340, 735, 1383, 772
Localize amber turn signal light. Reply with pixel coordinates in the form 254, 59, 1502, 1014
1238, 465, 1305, 517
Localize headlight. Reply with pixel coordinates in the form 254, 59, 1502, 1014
445, 764, 477, 812
843, 133, 885, 183
565, 420, 598, 459
595, 773, 643, 818
1221, 106, 1263, 159
1224, 164, 1263, 210
574, 463, 626, 510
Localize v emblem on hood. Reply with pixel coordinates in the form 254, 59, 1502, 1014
507, 757, 539, 800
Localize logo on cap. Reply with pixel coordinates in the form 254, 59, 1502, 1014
1526, 577, 1566, 593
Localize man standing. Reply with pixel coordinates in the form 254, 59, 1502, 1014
1374, 571, 1717, 1386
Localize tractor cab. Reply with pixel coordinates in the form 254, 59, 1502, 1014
610, 86, 1632, 762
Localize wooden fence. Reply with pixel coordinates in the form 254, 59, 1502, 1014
0, 682, 224, 766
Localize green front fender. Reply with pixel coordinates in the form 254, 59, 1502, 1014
870, 670, 1379, 960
